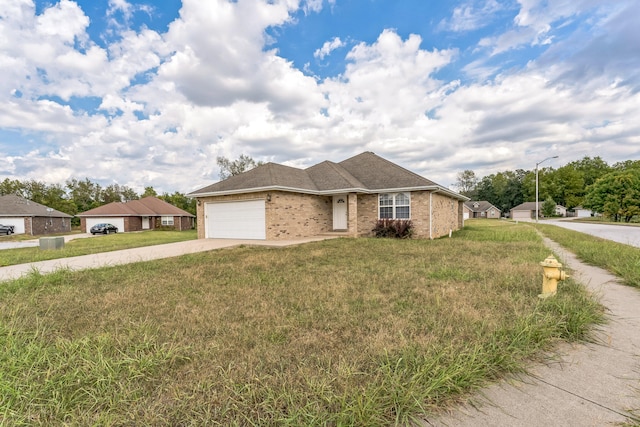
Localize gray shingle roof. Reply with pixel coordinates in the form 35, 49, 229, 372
0, 195, 73, 218
77, 196, 194, 217
305, 161, 365, 191
511, 202, 541, 211
338, 152, 436, 190
188, 152, 461, 199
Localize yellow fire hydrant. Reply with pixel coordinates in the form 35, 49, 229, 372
539, 255, 568, 298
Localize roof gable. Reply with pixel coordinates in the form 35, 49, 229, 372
305, 161, 365, 191
0, 195, 73, 218
338, 152, 436, 190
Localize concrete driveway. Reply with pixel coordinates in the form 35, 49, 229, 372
545, 219, 640, 248
0, 236, 334, 282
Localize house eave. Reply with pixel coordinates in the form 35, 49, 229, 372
188, 185, 469, 200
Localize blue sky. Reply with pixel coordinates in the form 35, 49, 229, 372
1, 0, 638, 193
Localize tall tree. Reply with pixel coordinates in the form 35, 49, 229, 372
216, 154, 264, 180
121, 186, 139, 201
584, 169, 640, 222
0, 178, 23, 196
548, 166, 585, 208
66, 178, 102, 213
571, 156, 611, 187
455, 170, 478, 197
142, 186, 158, 198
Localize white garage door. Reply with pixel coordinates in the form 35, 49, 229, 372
511, 211, 532, 220
205, 200, 266, 240
0, 217, 26, 234
85, 218, 125, 233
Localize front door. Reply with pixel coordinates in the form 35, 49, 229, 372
333, 195, 348, 230
142, 216, 150, 229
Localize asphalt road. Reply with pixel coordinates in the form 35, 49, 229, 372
545, 219, 640, 248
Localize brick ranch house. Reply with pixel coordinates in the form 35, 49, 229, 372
77, 196, 194, 233
187, 152, 469, 240
0, 194, 73, 235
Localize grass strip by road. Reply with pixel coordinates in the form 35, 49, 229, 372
0, 230, 196, 267
0, 220, 603, 425
535, 223, 640, 288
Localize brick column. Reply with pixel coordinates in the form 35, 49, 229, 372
348, 193, 358, 237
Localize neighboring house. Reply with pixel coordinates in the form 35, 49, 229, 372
187, 152, 469, 240
511, 202, 566, 220
463, 203, 473, 220
77, 196, 194, 233
511, 202, 541, 220
0, 194, 72, 235
572, 206, 592, 218
464, 201, 501, 219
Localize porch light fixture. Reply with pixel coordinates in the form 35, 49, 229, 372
266, 194, 271, 202
197, 200, 201, 206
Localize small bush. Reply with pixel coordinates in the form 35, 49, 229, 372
372, 219, 414, 239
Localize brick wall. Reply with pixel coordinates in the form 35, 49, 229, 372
267, 192, 332, 239
430, 192, 461, 238
31, 217, 72, 235
356, 194, 378, 236
125, 216, 143, 232
195, 190, 463, 240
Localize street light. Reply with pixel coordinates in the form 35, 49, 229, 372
535, 156, 558, 222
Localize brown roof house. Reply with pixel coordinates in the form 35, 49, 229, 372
0, 194, 73, 235
187, 152, 469, 240
77, 196, 194, 233
464, 201, 501, 219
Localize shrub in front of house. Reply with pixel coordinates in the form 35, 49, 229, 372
372, 219, 414, 239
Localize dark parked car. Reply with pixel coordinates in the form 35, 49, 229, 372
0, 224, 15, 235
90, 223, 118, 235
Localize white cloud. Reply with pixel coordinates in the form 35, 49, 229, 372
1, 0, 639, 196
314, 37, 345, 60
439, 0, 505, 32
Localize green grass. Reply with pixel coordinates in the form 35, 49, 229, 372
535, 224, 640, 288
0, 230, 196, 267
0, 220, 603, 425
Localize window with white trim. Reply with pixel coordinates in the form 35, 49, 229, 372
379, 193, 410, 219
161, 216, 174, 226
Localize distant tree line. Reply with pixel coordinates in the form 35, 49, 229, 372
0, 177, 196, 226
0, 155, 262, 227
456, 157, 640, 222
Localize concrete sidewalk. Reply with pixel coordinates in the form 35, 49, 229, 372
0, 236, 332, 282
423, 237, 640, 426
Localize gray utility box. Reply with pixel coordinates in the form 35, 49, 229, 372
39, 236, 65, 250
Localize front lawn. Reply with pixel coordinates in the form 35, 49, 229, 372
0, 221, 603, 425
0, 230, 197, 267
